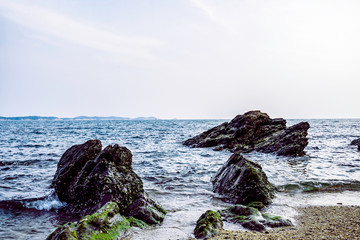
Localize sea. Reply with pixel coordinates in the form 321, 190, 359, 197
0, 119, 359, 239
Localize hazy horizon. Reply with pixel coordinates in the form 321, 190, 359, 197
1, 0, 359, 120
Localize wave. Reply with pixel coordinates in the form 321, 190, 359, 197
278, 180, 360, 193
0, 191, 66, 212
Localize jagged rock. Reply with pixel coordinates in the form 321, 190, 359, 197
183, 110, 310, 156
52, 140, 102, 202
49, 140, 167, 239
125, 193, 167, 225
46, 201, 143, 240
219, 205, 292, 232
211, 153, 276, 205
351, 138, 360, 151
53, 142, 143, 217
194, 210, 223, 239
51, 140, 165, 225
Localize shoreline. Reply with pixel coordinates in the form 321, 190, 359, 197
209, 205, 360, 240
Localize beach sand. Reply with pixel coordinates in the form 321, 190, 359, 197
209, 206, 360, 240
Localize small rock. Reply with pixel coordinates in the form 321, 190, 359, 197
211, 153, 276, 205
194, 210, 223, 239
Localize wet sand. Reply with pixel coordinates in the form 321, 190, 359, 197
210, 206, 360, 240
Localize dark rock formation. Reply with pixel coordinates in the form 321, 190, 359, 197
211, 153, 276, 205
52, 140, 102, 202
52, 141, 143, 217
52, 140, 165, 223
194, 210, 223, 239
46, 201, 146, 240
351, 138, 360, 151
183, 110, 310, 156
49, 140, 167, 239
219, 205, 292, 232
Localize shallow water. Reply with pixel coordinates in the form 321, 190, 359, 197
0, 119, 359, 239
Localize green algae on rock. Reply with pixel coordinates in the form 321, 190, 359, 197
125, 193, 167, 225
194, 210, 223, 239
52, 141, 144, 217
47, 201, 148, 240
48, 140, 166, 239
219, 205, 293, 232
211, 153, 276, 205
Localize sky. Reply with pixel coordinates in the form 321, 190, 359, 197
0, 0, 359, 119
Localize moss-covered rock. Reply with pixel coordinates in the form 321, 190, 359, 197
183, 110, 309, 156
125, 193, 167, 225
47, 201, 148, 240
194, 210, 223, 239
49, 141, 167, 239
247, 201, 265, 210
211, 153, 276, 205
219, 205, 293, 232
46, 222, 78, 240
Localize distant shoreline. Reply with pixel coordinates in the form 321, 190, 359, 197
0, 116, 159, 121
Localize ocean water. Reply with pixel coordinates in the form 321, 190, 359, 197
0, 119, 359, 239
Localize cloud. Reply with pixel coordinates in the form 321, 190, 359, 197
0, 0, 164, 65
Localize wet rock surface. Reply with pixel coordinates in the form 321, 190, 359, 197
220, 205, 292, 232
211, 153, 276, 205
194, 210, 223, 239
48, 140, 166, 239
53, 140, 144, 217
46, 201, 141, 240
125, 193, 167, 225
183, 110, 310, 156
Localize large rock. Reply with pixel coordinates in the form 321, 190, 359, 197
183, 110, 310, 156
211, 153, 276, 205
52, 140, 102, 202
52, 140, 165, 225
194, 210, 223, 239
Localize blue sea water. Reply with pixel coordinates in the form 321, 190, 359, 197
0, 119, 359, 239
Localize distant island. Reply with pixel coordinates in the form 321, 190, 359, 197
0, 116, 159, 121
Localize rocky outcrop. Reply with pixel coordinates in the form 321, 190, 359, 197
50, 140, 166, 228
219, 205, 292, 232
46, 201, 147, 240
52, 140, 144, 217
351, 138, 360, 151
194, 210, 223, 239
183, 110, 310, 156
211, 153, 276, 205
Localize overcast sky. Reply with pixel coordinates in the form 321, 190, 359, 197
0, 0, 359, 119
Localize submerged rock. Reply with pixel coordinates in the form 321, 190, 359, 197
351, 138, 360, 151
183, 110, 310, 156
211, 153, 276, 205
219, 205, 293, 232
194, 210, 223, 239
